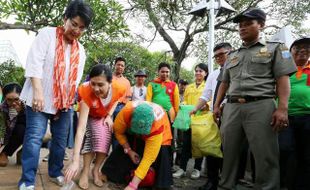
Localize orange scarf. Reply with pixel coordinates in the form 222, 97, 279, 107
53, 26, 79, 110
303, 62, 310, 86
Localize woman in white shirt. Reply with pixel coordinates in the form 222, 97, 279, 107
18, 1, 93, 190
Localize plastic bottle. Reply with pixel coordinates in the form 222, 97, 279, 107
60, 181, 76, 190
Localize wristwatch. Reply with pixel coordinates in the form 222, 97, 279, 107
124, 147, 131, 154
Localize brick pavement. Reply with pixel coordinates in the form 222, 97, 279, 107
0, 149, 251, 190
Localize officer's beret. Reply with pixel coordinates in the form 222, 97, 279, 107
233, 8, 266, 23
290, 37, 310, 51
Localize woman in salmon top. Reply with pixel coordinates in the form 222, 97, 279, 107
64, 64, 126, 189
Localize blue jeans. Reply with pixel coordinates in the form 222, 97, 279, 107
111, 103, 125, 149
19, 106, 72, 187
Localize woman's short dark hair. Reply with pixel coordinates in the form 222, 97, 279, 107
195, 63, 209, 81
64, 0, 94, 28
89, 64, 112, 83
158, 62, 171, 71
2, 82, 22, 97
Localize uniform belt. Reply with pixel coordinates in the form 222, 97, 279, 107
226, 96, 271, 103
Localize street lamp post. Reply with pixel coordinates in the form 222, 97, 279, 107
189, 0, 235, 72
208, 0, 216, 72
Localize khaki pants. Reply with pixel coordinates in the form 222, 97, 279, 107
218, 99, 280, 190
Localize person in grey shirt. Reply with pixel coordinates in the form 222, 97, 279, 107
131, 70, 147, 101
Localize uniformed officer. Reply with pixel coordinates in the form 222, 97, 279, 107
213, 8, 297, 190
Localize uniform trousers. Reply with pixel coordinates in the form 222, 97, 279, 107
218, 99, 279, 190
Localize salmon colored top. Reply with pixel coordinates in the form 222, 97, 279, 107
113, 75, 131, 103
78, 81, 126, 118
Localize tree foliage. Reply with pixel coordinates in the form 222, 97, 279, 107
84, 41, 192, 84
125, 0, 310, 80
0, 60, 25, 86
0, 0, 130, 75
0, 0, 129, 37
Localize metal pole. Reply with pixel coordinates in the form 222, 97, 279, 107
208, 0, 215, 72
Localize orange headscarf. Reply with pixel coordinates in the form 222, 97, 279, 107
53, 26, 79, 110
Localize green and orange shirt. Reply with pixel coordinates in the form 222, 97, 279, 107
288, 72, 310, 116
146, 78, 180, 121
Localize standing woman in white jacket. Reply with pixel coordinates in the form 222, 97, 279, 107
18, 1, 93, 189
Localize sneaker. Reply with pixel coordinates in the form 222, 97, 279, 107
50, 176, 65, 186
19, 183, 35, 190
64, 152, 69, 161
173, 169, 185, 178
42, 154, 49, 162
172, 165, 180, 173
190, 169, 200, 179
200, 170, 207, 177
238, 179, 254, 188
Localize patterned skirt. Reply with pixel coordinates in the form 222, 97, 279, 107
81, 117, 112, 154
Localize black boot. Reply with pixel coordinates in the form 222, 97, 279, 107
199, 181, 218, 190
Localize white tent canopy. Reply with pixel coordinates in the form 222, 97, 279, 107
270, 26, 295, 49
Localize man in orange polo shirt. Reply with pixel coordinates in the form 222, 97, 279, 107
112, 57, 132, 148
112, 57, 131, 104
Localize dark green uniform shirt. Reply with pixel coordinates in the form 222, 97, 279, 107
221, 39, 297, 97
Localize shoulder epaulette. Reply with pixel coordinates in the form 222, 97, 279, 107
266, 40, 282, 44
228, 49, 237, 55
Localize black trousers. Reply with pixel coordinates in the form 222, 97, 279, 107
206, 156, 222, 184
2, 122, 25, 156
180, 129, 203, 171
102, 135, 173, 188
279, 115, 310, 190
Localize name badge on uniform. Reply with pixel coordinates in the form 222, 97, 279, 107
260, 47, 268, 53
230, 57, 238, 65
280, 44, 291, 59
257, 47, 271, 57
281, 50, 291, 59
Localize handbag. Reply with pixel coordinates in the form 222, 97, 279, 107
126, 167, 156, 187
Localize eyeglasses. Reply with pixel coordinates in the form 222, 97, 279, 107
139, 88, 143, 97
292, 44, 310, 52
69, 19, 87, 32
213, 51, 229, 59
6, 97, 20, 104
